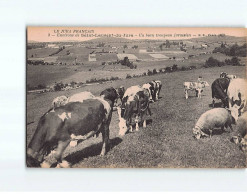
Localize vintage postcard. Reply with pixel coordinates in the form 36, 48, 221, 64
26, 27, 247, 168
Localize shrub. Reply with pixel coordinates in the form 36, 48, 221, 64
165, 67, 172, 73
172, 64, 178, 71
180, 66, 187, 71
153, 69, 157, 74
126, 74, 132, 79
147, 69, 153, 76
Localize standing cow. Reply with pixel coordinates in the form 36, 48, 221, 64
228, 78, 247, 121
118, 86, 151, 136
27, 88, 118, 168
154, 80, 162, 101
184, 81, 209, 99
211, 78, 230, 108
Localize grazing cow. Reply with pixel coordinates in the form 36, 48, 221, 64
228, 78, 247, 121
193, 108, 233, 139
211, 78, 230, 108
27, 88, 118, 168
52, 96, 68, 109
183, 81, 209, 99
68, 91, 95, 103
231, 112, 247, 152
118, 86, 151, 136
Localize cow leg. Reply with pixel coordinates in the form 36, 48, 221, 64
147, 107, 152, 116
212, 98, 215, 107
209, 129, 213, 138
143, 119, 146, 128
54, 140, 71, 168
185, 90, 188, 99
135, 115, 139, 131
100, 124, 109, 156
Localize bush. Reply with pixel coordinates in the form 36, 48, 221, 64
231, 56, 241, 66
147, 69, 153, 76
180, 66, 187, 71
165, 67, 172, 73
126, 74, 132, 79
204, 57, 225, 68
153, 69, 157, 74
172, 64, 178, 71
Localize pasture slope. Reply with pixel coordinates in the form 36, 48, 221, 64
26, 66, 247, 168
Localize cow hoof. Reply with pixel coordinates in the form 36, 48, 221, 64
100, 152, 106, 157
70, 140, 78, 147
56, 160, 70, 168
41, 161, 52, 168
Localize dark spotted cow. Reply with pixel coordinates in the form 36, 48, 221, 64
118, 86, 151, 136
26, 88, 118, 168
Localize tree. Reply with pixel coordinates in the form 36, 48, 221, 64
231, 56, 240, 66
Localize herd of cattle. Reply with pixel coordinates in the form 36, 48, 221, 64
27, 73, 247, 168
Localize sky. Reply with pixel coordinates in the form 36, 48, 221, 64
28, 27, 247, 42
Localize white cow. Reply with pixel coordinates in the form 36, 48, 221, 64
184, 81, 209, 99
227, 78, 247, 121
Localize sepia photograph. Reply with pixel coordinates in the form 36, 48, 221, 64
26, 27, 247, 168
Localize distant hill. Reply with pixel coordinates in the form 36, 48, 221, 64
188, 35, 246, 44
83, 37, 133, 43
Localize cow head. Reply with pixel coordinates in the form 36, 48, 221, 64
100, 87, 118, 107
118, 96, 136, 136
202, 81, 209, 87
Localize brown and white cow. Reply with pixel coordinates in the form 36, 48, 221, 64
118, 85, 151, 136
184, 81, 209, 99
154, 80, 162, 100
27, 87, 118, 168
228, 78, 247, 121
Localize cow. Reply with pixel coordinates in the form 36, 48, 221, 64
211, 78, 230, 108
26, 88, 118, 168
183, 81, 209, 99
154, 80, 162, 100
228, 78, 247, 121
118, 86, 151, 136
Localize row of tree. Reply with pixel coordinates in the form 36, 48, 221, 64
204, 56, 242, 68
213, 43, 246, 57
